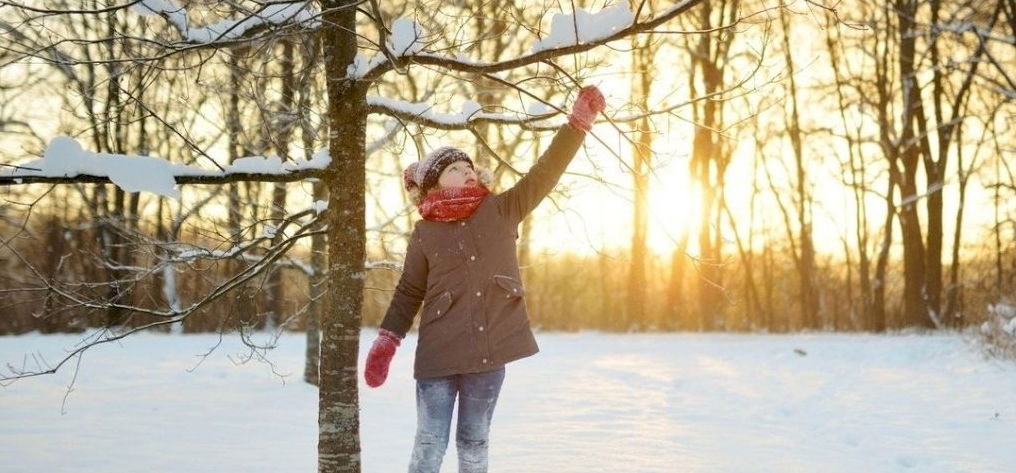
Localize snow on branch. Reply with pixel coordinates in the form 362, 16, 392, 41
530, 1, 636, 53
366, 96, 559, 130
347, 16, 431, 78
0, 136, 331, 198
360, 0, 703, 81
388, 17, 427, 56
130, 0, 320, 45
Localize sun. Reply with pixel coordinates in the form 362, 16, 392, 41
645, 158, 702, 257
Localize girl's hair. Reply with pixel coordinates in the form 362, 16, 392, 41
408, 165, 494, 206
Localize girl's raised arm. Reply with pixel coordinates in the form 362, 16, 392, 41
495, 86, 605, 224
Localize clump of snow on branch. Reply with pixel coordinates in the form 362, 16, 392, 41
347, 17, 428, 78
309, 200, 328, 215
2, 136, 331, 200
389, 18, 426, 55
526, 102, 553, 116
368, 96, 487, 125
531, 1, 636, 53
174, 246, 244, 261
16, 136, 186, 199
224, 149, 330, 175
347, 53, 384, 78
130, 0, 188, 32
368, 95, 563, 126
131, 0, 319, 44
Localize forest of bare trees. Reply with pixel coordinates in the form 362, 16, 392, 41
0, 1, 1014, 471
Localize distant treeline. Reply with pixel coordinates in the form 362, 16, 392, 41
2, 209, 1011, 335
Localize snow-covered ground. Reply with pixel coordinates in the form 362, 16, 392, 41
1, 331, 1013, 473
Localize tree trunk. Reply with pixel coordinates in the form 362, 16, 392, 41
627, 19, 655, 330
993, 152, 1004, 295
102, 9, 128, 327
319, 2, 367, 471
722, 199, 760, 330
299, 32, 323, 386
872, 174, 894, 332
689, 0, 729, 331
944, 121, 969, 326
823, 13, 872, 331
667, 228, 691, 330
305, 182, 326, 386
266, 39, 297, 330
779, 6, 819, 330
226, 49, 255, 328
895, 0, 932, 328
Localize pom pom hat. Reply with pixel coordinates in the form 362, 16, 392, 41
402, 146, 474, 194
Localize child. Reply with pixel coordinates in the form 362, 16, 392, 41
364, 85, 606, 473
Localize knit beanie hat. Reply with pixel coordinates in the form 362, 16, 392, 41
403, 146, 474, 193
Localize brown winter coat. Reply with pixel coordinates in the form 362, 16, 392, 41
380, 123, 586, 379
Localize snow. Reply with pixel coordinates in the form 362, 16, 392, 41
389, 18, 426, 56
2, 331, 1014, 473
368, 96, 561, 126
130, 0, 189, 32
350, 3, 641, 78
287, 148, 331, 171
161, 264, 181, 314
527, 101, 552, 116
459, 100, 482, 119
291, 199, 328, 219
346, 17, 428, 78
222, 151, 333, 175
988, 303, 1016, 338
346, 52, 386, 78
11, 136, 186, 199
661, 0, 695, 15
368, 96, 486, 125
2, 136, 331, 200
212, 149, 330, 176
990, 303, 1016, 320
173, 246, 243, 260
131, 0, 319, 44
531, 1, 636, 53
227, 154, 287, 174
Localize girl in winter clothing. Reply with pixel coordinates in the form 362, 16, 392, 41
364, 85, 606, 473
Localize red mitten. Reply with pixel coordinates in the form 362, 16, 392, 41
364, 329, 402, 388
567, 85, 606, 132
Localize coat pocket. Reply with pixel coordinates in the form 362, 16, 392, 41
492, 275, 525, 298
421, 291, 453, 327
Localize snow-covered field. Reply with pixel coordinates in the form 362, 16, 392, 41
1, 330, 1013, 473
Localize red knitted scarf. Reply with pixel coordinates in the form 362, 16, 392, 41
419, 186, 490, 222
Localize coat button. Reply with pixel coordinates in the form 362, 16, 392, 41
478, 326, 484, 331
460, 222, 466, 226
482, 358, 488, 364
470, 255, 476, 261
476, 291, 482, 297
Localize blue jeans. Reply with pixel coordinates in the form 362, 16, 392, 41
408, 367, 506, 473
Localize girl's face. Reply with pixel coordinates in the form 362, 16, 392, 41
437, 161, 478, 189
